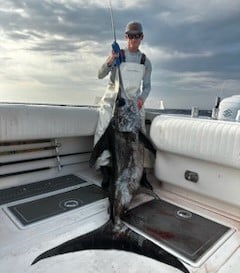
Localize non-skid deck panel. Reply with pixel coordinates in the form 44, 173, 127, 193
8, 185, 107, 226
123, 199, 230, 262
0, 175, 86, 205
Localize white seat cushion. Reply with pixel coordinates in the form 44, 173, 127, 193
0, 104, 98, 141
150, 115, 240, 170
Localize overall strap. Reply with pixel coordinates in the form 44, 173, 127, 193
140, 53, 146, 65
120, 49, 146, 65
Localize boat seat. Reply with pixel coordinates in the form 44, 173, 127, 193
0, 104, 98, 141
150, 115, 240, 207
150, 115, 240, 170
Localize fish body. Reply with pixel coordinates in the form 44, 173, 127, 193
113, 130, 143, 227
89, 96, 155, 228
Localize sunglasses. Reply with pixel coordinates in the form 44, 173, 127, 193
127, 33, 143, 39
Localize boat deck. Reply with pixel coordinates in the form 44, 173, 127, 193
0, 105, 240, 273
0, 166, 239, 273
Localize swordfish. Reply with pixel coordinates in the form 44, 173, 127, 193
89, 95, 157, 228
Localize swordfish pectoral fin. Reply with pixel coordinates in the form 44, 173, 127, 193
139, 130, 156, 156
89, 125, 111, 168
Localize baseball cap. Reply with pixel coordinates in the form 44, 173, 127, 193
125, 21, 143, 34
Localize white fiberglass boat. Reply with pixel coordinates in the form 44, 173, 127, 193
0, 100, 239, 273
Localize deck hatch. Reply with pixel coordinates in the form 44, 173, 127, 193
7, 184, 107, 226
0, 175, 86, 205
123, 199, 231, 264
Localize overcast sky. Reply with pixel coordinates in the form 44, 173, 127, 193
0, 0, 240, 109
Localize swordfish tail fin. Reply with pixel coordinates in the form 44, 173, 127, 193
32, 220, 189, 273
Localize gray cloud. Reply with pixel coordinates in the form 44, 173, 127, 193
0, 0, 240, 109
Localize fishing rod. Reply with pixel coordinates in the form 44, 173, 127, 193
107, 0, 125, 104
108, 0, 117, 43
108, 0, 121, 66
107, 0, 124, 224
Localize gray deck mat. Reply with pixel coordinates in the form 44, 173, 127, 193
123, 199, 230, 262
0, 175, 85, 205
8, 184, 107, 226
